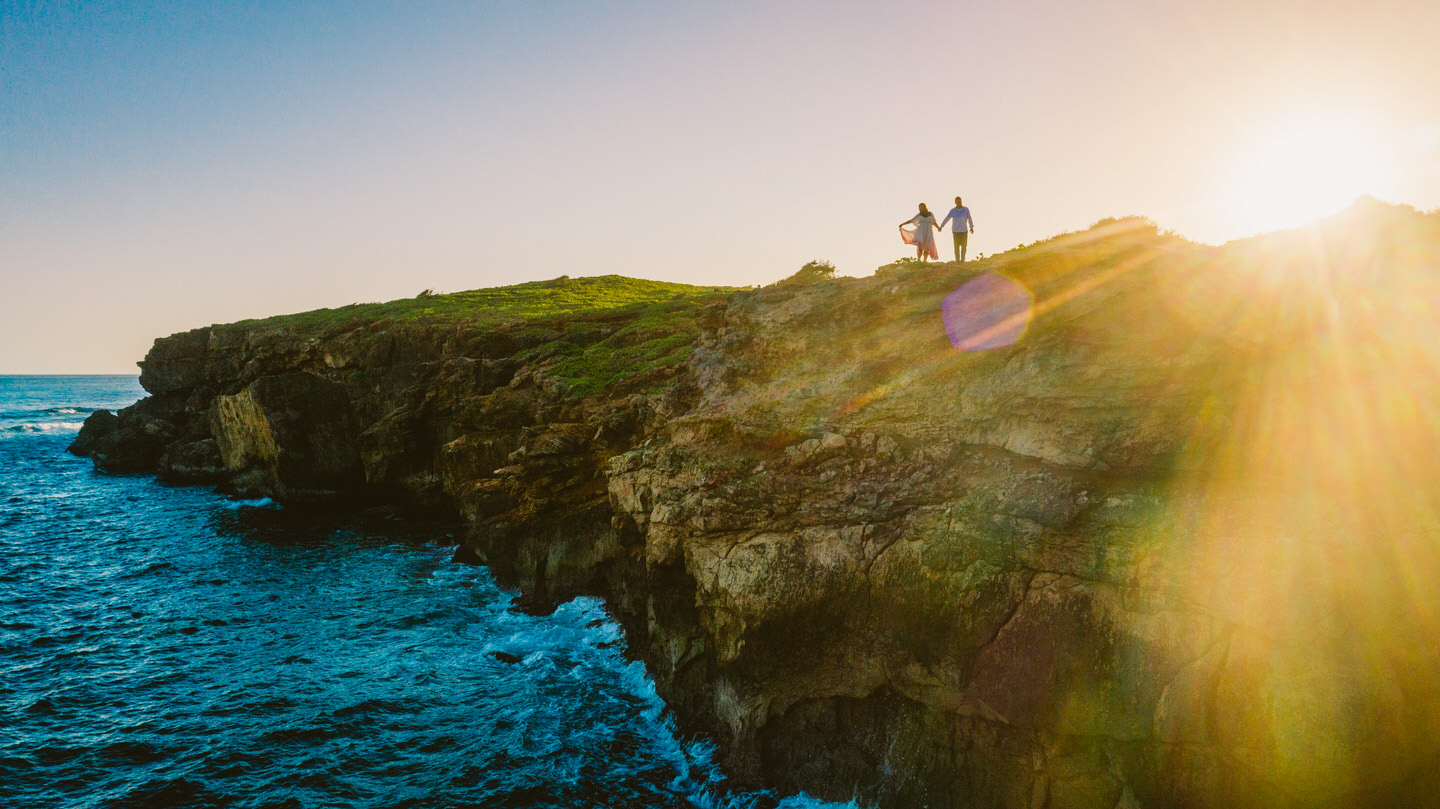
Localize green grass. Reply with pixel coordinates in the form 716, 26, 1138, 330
548, 326, 699, 398
218, 273, 736, 399
514, 294, 726, 398
231, 275, 737, 332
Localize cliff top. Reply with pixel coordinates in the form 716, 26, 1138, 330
140, 198, 1438, 407
230, 274, 738, 332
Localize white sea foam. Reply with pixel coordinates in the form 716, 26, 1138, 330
461, 588, 863, 808
221, 497, 282, 510
555, 597, 863, 809
0, 421, 85, 437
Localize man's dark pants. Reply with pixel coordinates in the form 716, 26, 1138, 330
953, 231, 969, 262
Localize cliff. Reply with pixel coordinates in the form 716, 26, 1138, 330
74, 201, 1440, 808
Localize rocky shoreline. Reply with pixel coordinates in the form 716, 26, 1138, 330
73, 203, 1440, 808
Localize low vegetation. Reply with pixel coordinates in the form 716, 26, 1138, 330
777, 259, 837, 286
222, 274, 736, 399
233, 275, 736, 332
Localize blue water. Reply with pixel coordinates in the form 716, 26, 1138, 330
0, 376, 851, 809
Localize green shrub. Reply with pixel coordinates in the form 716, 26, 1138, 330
779, 260, 837, 286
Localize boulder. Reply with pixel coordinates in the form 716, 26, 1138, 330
67, 409, 118, 457
78, 403, 177, 473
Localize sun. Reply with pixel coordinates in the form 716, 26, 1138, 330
1233, 119, 1383, 235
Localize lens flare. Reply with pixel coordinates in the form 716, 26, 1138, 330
941, 273, 1034, 351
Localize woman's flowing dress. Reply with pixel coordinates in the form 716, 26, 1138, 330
900, 214, 938, 260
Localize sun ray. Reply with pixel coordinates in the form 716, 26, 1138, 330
1233, 118, 1386, 236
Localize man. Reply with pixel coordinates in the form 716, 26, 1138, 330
939, 196, 976, 262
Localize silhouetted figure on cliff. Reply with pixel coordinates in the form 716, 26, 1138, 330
940, 196, 976, 262
900, 203, 940, 261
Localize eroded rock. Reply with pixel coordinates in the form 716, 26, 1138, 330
74, 204, 1440, 808
209, 372, 363, 501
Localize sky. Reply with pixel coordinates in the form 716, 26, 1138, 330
3, 0, 1438, 373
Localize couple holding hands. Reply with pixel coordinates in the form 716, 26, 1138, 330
900, 197, 975, 262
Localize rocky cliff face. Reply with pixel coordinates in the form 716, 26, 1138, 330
74, 204, 1440, 808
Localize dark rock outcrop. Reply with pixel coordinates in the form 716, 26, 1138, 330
70, 395, 184, 472
73, 204, 1440, 808
68, 409, 118, 457
157, 439, 225, 484
208, 372, 363, 501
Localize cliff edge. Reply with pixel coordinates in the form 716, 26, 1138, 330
74, 201, 1440, 808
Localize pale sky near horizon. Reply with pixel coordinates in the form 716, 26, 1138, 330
4, 0, 1439, 373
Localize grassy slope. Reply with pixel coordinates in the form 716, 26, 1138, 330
233, 274, 736, 331
224, 274, 738, 399
209, 200, 1435, 401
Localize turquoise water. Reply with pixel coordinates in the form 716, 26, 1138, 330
0, 376, 851, 809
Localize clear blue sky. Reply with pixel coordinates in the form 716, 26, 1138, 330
4, 0, 1438, 372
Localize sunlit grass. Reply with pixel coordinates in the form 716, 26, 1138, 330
231, 275, 736, 332
210, 274, 736, 399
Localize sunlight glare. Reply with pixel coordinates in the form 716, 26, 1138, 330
1234, 122, 1381, 235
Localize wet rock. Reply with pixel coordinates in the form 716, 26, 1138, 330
451, 544, 484, 566
81, 399, 180, 472
67, 409, 118, 456
158, 439, 225, 484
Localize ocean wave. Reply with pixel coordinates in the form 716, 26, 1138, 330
0, 421, 85, 436
221, 497, 282, 510
0, 406, 95, 420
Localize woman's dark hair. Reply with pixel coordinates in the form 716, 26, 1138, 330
919, 203, 931, 216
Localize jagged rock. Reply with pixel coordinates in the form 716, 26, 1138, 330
68, 409, 118, 456
77, 399, 180, 472
209, 372, 363, 501
451, 544, 485, 566
157, 439, 226, 484
83, 204, 1440, 809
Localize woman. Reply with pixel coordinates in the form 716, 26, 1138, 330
899, 203, 940, 261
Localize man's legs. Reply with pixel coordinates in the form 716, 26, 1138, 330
954, 231, 969, 262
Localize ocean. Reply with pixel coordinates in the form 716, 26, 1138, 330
0, 376, 851, 809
